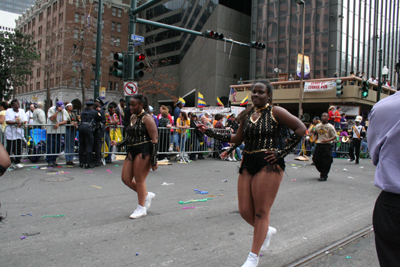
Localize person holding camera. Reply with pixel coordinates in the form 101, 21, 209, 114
78, 101, 102, 169
46, 101, 68, 167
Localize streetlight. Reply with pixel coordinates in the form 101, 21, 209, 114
377, 49, 383, 101
296, 0, 305, 119
382, 66, 389, 85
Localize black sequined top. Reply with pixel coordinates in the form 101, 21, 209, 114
243, 104, 281, 153
117, 111, 151, 148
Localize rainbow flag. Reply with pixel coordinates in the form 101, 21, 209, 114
198, 99, 206, 108
240, 95, 249, 106
217, 97, 224, 106
198, 92, 204, 100
179, 97, 186, 106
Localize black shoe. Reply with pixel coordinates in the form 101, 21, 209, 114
84, 164, 94, 169
66, 161, 75, 166
355, 161, 359, 164
349, 159, 354, 162
48, 162, 54, 167
198, 156, 205, 160
79, 163, 84, 168
53, 162, 59, 167
311, 162, 315, 165
318, 177, 327, 181
94, 162, 102, 167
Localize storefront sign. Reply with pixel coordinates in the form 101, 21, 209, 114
304, 81, 335, 92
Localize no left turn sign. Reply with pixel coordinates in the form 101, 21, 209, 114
124, 82, 138, 96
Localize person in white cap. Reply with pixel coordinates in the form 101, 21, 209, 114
348, 115, 366, 164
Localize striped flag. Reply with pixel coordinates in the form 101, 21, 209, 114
240, 95, 249, 106
179, 97, 186, 106
198, 100, 206, 108
198, 92, 204, 100
230, 88, 237, 102
217, 97, 224, 106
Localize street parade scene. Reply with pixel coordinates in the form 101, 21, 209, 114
1, 0, 400, 266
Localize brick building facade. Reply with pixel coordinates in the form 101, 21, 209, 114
15, 0, 130, 110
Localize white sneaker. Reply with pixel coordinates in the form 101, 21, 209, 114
260, 226, 277, 251
168, 145, 174, 152
130, 205, 147, 219
227, 157, 233, 162
241, 252, 259, 267
145, 192, 155, 210
233, 158, 237, 162
15, 163, 23, 169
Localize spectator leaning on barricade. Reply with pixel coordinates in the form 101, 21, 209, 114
158, 110, 172, 161
173, 100, 183, 127
46, 101, 68, 167
340, 112, 347, 130
25, 103, 35, 125
33, 101, 46, 125
105, 104, 120, 163
189, 113, 205, 161
5, 99, 28, 169
174, 111, 190, 153
65, 102, 79, 166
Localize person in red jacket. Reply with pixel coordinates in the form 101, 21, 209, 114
328, 106, 335, 125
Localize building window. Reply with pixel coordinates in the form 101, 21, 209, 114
38, 26, 42, 35
91, 79, 95, 89
37, 68, 41, 77
53, 2, 57, 12
110, 36, 114, 46
117, 23, 121, 32
39, 12, 43, 22
117, 9, 122, 18
24, 24, 27, 32
75, 13, 79, 23
32, 31, 35, 39
30, 84, 33, 92
59, 0, 64, 8
28, 21, 31, 30
110, 51, 114, 60
74, 29, 79, 39
92, 48, 96, 57
47, 6, 51, 16
36, 82, 40, 90
32, 18, 35, 27
108, 81, 113, 90
38, 40, 42, 49
47, 21, 50, 30
111, 22, 115, 31
73, 44, 77, 52
59, 13, 63, 23
112, 7, 116, 16
115, 37, 121, 47
115, 82, 119, 91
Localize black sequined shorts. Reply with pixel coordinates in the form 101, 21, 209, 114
126, 142, 152, 161
239, 151, 285, 175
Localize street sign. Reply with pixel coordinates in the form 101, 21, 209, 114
131, 35, 144, 42
124, 82, 138, 96
100, 87, 106, 99
133, 41, 142, 47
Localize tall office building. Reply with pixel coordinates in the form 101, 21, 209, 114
0, 0, 36, 15
138, 0, 252, 107
251, 0, 400, 83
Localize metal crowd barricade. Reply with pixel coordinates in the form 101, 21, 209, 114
1, 123, 79, 165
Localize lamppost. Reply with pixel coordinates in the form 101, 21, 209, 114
296, 0, 305, 119
382, 65, 389, 88
377, 49, 382, 101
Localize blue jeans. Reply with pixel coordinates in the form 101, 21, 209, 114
173, 132, 187, 151
236, 144, 245, 160
104, 131, 111, 162
46, 134, 62, 163
65, 128, 76, 162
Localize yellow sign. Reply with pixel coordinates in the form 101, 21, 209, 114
100, 87, 106, 99
31, 97, 38, 102
297, 54, 311, 78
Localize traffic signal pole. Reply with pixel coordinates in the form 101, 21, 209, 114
93, 0, 104, 100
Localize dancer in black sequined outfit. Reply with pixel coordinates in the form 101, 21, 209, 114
111, 94, 158, 219
198, 80, 306, 267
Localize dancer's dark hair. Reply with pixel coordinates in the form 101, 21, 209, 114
132, 94, 149, 112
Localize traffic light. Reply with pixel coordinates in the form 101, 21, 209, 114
250, 41, 266, 50
134, 53, 145, 79
113, 52, 125, 78
360, 80, 369, 99
335, 79, 343, 98
203, 30, 224, 40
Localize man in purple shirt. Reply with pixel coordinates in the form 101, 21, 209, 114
368, 90, 400, 266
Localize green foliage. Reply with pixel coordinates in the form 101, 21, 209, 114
0, 31, 40, 100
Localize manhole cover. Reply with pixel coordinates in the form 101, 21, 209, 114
40, 176, 74, 182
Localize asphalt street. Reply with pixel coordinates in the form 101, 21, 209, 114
0, 154, 380, 267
